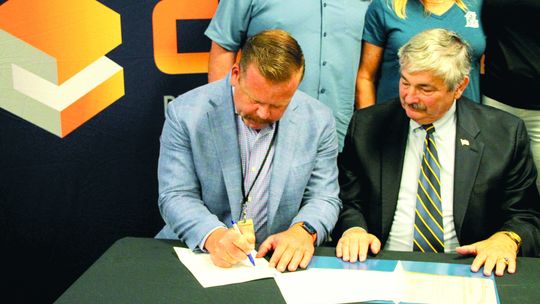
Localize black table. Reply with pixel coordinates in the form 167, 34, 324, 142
55, 237, 540, 303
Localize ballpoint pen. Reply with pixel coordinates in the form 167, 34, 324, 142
230, 220, 256, 266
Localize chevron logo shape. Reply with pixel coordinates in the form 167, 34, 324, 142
0, 0, 124, 137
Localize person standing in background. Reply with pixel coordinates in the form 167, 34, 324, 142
482, 0, 540, 192
205, 0, 371, 151
356, 0, 484, 108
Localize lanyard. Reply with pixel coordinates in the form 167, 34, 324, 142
240, 122, 279, 221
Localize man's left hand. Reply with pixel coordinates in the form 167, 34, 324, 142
456, 232, 519, 276
256, 224, 315, 272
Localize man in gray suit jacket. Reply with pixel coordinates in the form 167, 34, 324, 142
335, 29, 540, 276
156, 30, 341, 272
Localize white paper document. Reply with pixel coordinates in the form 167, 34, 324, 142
174, 249, 497, 303
173, 247, 277, 288
274, 261, 497, 304
274, 268, 395, 304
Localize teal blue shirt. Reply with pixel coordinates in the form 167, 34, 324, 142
205, 0, 371, 151
363, 0, 485, 103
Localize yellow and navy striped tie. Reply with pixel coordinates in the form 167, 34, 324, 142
413, 124, 444, 253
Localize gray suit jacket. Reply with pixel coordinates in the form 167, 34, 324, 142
336, 98, 540, 256
156, 75, 341, 249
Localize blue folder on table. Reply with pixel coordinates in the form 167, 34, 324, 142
308, 256, 500, 304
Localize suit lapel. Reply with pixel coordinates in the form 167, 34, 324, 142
453, 100, 483, 237
207, 77, 243, 220
381, 107, 409, 241
266, 99, 298, 231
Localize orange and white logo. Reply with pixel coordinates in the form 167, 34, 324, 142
153, 0, 218, 74
0, 0, 124, 138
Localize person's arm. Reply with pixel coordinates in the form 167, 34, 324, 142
355, 41, 383, 109
157, 102, 226, 249
158, 101, 256, 267
334, 112, 381, 261
257, 108, 342, 272
208, 41, 238, 82
456, 120, 540, 276
205, 0, 251, 82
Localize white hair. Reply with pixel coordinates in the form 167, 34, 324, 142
398, 28, 471, 91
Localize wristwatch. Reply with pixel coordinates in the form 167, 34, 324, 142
297, 222, 317, 243
500, 231, 522, 251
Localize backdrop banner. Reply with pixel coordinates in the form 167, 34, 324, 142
0, 0, 218, 301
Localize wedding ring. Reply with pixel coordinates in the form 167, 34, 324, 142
501, 257, 509, 265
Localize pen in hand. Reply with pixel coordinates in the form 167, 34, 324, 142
230, 220, 256, 266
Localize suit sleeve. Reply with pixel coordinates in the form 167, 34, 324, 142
498, 120, 540, 257
157, 103, 225, 250
333, 114, 370, 237
291, 110, 342, 246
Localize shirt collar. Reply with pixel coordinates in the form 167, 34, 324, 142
410, 101, 457, 134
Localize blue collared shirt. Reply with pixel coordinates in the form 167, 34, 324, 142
236, 114, 276, 242
205, 0, 371, 150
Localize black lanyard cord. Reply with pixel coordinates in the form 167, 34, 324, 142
239, 122, 279, 220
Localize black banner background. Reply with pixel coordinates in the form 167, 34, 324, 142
0, 1, 210, 302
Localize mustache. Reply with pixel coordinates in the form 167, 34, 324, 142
405, 102, 427, 111
242, 114, 272, 125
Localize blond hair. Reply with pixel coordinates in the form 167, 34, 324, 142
398, 28, 471, 91
239, 29, 305, 82
392, 0, 468, 19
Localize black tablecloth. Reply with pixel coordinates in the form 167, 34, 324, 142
55, 237, 540, 303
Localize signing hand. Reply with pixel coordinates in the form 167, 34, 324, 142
456, 232, 519, 276
336, 227, 381, 262
204, 227, 255, 268
257, 224, 315, 272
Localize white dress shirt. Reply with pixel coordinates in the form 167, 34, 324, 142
385, 102, 459, 252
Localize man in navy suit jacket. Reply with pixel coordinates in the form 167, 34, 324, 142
335, 29, 540, 277
157, 30, 341, 272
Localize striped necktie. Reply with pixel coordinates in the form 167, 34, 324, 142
413, 124, 444, 253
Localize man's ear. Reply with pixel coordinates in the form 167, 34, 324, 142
230, 63, 240, 87
454, 76, 469, 99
